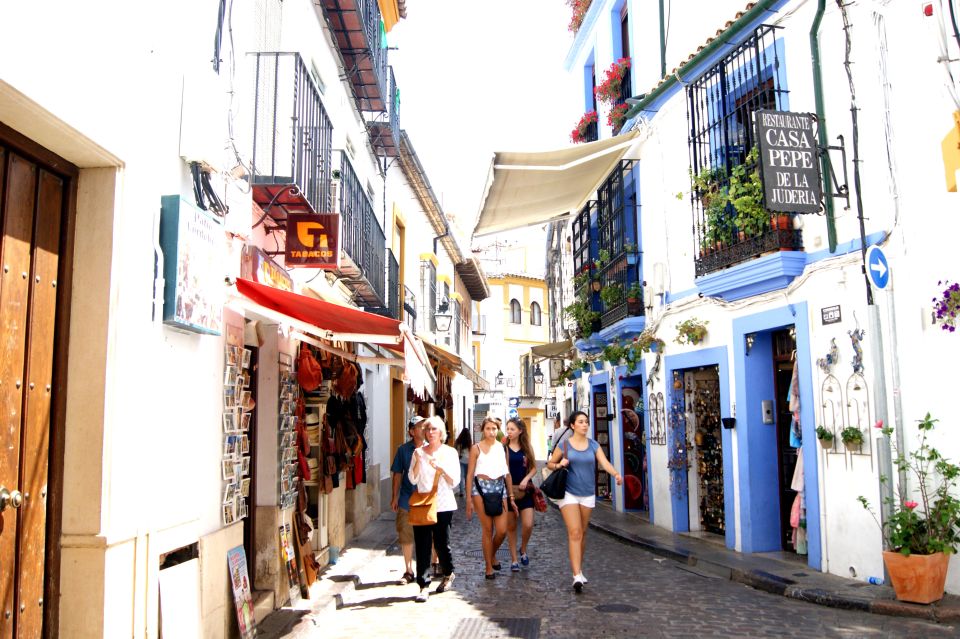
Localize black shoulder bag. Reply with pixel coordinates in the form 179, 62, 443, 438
474, 477, 504, 517
540, 441, 569, 499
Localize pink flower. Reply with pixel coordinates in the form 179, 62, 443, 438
904, 500, 919, 510
874, 419, 883, 429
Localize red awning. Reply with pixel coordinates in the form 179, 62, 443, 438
236, 277, 402, 344
234, 278, 434, 399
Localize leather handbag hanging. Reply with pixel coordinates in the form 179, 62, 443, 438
540, 441, 569, 499
408, 469, 443, 526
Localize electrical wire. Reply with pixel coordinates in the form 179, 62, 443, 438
949, 0, 960, 51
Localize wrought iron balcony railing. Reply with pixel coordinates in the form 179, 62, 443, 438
250, 52, 333, 217
337, 151, 385, 306
364, 249, 400, 319
368, 67, 400, 157
695, 221, 802, 277
403, 285, 417, 333
323, 0, 389, 112
582, 119, 598, 143
597, 252, 642, 327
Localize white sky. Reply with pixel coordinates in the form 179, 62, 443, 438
389, 0, 580, 236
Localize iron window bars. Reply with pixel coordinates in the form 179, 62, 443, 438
686, 24, 802, 277
419, 260, 436, 334
596, 160, 641, 327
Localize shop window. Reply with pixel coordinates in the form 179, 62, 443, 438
509, 299, 521, 324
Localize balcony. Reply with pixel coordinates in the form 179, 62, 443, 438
336, 151, 386, 306
250, 52, 333, 217
403, 285, 417, 333
322, 0, 389, 113
367, 67, 400, 157
695, 222, 803, 277
365, 249, 400, 319
596, 160, 641, 327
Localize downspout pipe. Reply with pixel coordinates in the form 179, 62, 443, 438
810, 0, 838, 252
433, 220, 450, 257
659, 0, 667, 79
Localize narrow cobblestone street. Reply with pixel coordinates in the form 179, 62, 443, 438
267, 500, 958, 638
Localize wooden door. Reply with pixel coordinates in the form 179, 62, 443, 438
0, 135, 72, 638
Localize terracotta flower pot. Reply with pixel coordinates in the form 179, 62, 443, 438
818, 437, 833, 449
883, 550, 949, 604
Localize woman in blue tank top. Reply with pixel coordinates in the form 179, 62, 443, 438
546, 410, 621, 593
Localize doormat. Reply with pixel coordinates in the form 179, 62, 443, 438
450, 618, 540, 639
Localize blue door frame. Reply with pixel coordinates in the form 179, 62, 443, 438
732, 302, 820, 570
663, 347, 735, 549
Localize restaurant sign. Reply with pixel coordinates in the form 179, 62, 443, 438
755, 109, 822, 214
285, 212, 340, 269
159, 195, 223, 335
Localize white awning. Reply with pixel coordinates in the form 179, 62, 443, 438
473, 131, 639, 237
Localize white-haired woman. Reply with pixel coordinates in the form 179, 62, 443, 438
408, 416, 460, 602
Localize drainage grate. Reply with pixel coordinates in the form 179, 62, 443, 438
464, 548, 513, 559
595, 603, 639, 613
792, 572, 809, 577
450, 617, 540, 639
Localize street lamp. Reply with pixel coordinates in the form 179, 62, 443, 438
495, 370, 504, 386
435, 296, 452, 333
533, 363, 544, 385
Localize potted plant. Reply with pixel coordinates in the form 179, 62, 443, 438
624, 241, 638, 265
858, 414, 960, 604
932, 279, 960, 333
594, 57, 630, 105
636, 328, 664, 354
600, 283, 622, 307
564, 298, 600, 339
608, 102, 630, 134
728, 147, 768, 239
571, 110, 598, 144
815, 425, 834, 449
625, 281, 643, 314
602, 341, 627, 366
841, 426, 864, 452
674, 317, 708, 346
566, 0, 592, 33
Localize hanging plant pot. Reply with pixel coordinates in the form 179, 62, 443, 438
818, 437, 833, 450
883, 551, 949, 604
591, 360, 604, 372
844, 439, 862, 453
626, 252, 638, 265
571, 369, 583, 380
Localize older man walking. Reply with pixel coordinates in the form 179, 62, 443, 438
390, 415, 425, 584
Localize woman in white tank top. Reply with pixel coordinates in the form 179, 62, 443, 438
465, 417, 518, 578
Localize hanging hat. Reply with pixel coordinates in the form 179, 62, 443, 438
306, 413, 320, 425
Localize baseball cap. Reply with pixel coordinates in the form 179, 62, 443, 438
407, 415, 425, 429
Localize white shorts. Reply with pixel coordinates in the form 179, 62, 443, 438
558, 492, 596, 508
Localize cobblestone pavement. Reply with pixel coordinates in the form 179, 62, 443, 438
287, 501, 958, 638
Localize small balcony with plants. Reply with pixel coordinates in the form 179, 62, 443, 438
336, 150, 386, 307
596, 160, 642, 330
690, 146, 803, 279
320, 0, 389, 113
571, 110, 598, 144
594, 57, 631, 135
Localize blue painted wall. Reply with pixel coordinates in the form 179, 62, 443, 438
663, 346, 734, 548
732, 303, 821, 569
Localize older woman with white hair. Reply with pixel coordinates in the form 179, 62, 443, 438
408, 416, 460, 602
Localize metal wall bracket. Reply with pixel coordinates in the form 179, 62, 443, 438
818, 134, 851, 210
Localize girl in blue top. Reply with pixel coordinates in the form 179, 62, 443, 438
546, 410, 621, 593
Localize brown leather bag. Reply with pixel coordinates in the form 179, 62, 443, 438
297, 344, 322, 391
408, 469, 442, 526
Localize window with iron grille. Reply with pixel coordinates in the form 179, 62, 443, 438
419, 260, 436, 334
686, 25, 799, 276
452, 299, 461, 353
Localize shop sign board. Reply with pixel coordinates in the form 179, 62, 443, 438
821, 305, 842, 325
159, 195, 223, 335
241, 244, 293, 291
755, 109, 822, 214
508, 397, 520, 408
285, 212, 340, 269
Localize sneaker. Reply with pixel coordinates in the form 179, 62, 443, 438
399, 571, 415, 585
578, 572, 588, 584
519, 552, 529, 567
435, 572, 455, 593
573, 575, 584, 593
416, 587, 429, 603
510, 562, 520, 572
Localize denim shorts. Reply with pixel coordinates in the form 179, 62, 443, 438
472, 476, 505, 498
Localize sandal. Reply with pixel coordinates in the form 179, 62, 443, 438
492, 562, 502, 571
399, 571, 415, 585
484, 572, 496, 580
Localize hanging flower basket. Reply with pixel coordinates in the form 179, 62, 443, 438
594, 58, 631, 105
932, 279, 960, 332
567, 0, 593, 33
571, 110, 598, 144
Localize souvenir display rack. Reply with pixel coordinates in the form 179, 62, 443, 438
278, 360, 299, 509
222, 345, 253, 525
693, 376, 724, 535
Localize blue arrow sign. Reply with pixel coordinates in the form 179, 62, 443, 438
865, 245, 889, 290
508, 408, 519, 419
